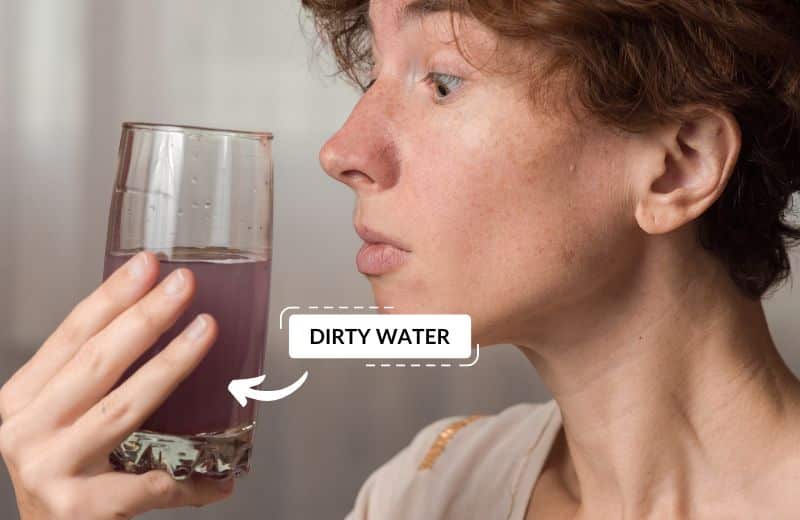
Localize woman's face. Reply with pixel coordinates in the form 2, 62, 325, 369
319, 0, 644, 346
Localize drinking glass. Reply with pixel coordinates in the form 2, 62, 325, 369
102, 122, 273, 479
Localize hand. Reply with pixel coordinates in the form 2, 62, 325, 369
0, 251, 233, 519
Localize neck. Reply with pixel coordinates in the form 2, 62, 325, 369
517, 236, 800, 517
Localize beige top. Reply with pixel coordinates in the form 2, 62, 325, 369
344, 399, 563, 519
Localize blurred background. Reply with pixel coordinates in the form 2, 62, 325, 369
0, 1, 797, 519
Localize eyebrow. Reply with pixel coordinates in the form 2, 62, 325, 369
365, 0, 466, 34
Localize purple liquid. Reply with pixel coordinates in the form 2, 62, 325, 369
103, 253, 271, 435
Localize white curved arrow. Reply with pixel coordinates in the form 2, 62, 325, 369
228, 371, 309, 407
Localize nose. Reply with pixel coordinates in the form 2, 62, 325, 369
319, 88, 401, 193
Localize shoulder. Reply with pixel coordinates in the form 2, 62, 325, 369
344, 399, 559, 520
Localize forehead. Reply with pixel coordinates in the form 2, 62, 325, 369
368, 0, 496, 54
368, 0, 528, 76
367, 0, 466, 34
368, 0, 408, 32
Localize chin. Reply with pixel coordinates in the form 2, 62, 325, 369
368, 280, 427, 313
368, 279, 504, 348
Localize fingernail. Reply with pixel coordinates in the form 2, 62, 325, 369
164, 269, 186, 296
127, 252, 149, 279
186, 314, 207, 340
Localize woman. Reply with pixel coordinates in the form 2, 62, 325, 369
2, 0, 800, 518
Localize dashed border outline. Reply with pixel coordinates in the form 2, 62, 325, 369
279, 305, 395, 330
364, 344, 480, 368
278, 306, 480, 368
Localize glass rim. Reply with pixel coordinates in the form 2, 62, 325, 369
122, 121, 274, 140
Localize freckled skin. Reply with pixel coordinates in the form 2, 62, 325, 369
319, 0, 647, 346
319, 2, 800, 517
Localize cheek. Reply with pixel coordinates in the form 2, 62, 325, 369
405, 112, 630, 336
417, 111, 582, 274
379, 82, 634, 336
405, 108, 517, 254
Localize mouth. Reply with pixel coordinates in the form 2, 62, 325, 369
354, 224, 411, 276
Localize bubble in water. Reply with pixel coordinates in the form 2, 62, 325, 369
191, 201, 199, 209
203, 201, 211, 209
191, 176, 198, 184
247, 226, 252, 230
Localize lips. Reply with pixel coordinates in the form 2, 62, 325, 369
354, 224, 411, 252
354, 224, 411, 275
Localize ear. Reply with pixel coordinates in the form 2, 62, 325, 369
633, 107, 741, 234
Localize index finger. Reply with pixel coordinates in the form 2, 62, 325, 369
0, 251, 159, 420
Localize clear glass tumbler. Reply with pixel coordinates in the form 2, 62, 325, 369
102, 122, 273, 479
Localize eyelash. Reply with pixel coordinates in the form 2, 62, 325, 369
426, 72, 464, 101
361, 78, 376, 93
361, 72, 464, 102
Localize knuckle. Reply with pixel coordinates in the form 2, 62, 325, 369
152, 347, 185, 375
0, 425, 11, 455
74, 340, 108, 375
130, 303, 159, 332
46, 485, 82, 518
0, 418, 23, 462
0, 384, 10, 419
96, 393, 132, 425
16, 460, 45, 494
93, 282, 118, 313
145, 471, 180, 502
59, 297, 95, 343
148, 355, 172, 378
54, 318, 84, 349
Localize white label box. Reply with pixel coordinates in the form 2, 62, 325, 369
288, 314, 472, 359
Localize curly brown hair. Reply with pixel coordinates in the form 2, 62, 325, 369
301, 0, 800, 299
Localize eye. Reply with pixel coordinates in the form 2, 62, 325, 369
426, 72, 464, 101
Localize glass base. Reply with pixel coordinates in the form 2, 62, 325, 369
109, 422, 255, 480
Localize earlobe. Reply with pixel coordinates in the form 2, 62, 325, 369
634, 107, 741, 235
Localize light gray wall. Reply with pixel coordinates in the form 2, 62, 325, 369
0, 1, 798, 519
